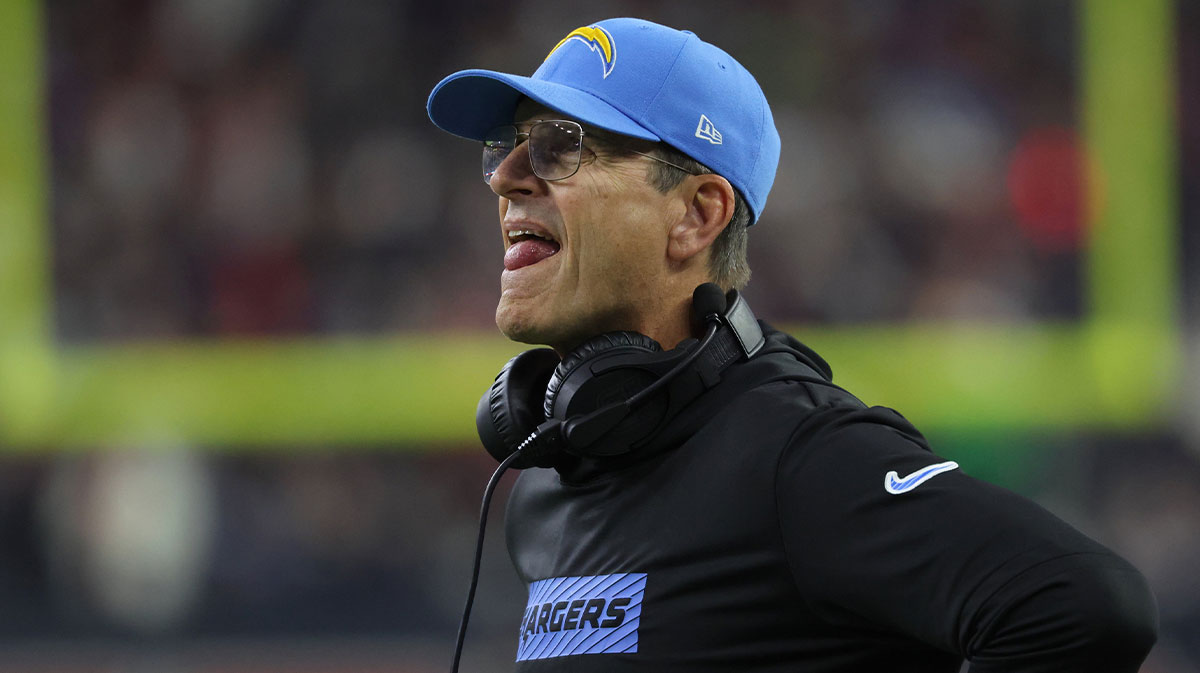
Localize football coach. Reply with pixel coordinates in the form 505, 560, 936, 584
427, 17, 1158, 673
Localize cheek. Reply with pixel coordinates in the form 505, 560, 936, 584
573, 221, 662, 295
561, 175, 672, 281
595, 195, 667, 256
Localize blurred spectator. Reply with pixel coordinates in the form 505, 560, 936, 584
39, 449, 215, 634
50, 0, 1087, 342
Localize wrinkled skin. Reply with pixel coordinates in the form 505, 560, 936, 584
489, 100, 733, 354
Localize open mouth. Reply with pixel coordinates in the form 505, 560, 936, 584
504, 229, 561, 271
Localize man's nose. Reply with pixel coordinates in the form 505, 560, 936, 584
489, 141, 541, 197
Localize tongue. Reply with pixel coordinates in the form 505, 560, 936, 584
504, 239, 560, 271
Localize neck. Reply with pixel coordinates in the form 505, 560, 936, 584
550, 277, 711, 356
641, 294, 698, 350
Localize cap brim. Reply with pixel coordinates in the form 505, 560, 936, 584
427, 69, 660, 142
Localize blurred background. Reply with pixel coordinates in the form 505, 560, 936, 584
0, 0, 1195, 671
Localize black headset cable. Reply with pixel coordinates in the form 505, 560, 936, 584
449, 447, 522, 673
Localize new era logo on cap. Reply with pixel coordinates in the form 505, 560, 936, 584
695, 115, 722, 145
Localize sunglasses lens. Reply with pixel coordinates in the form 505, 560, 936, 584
528, 121, 583, 181
482, 126, 516, 183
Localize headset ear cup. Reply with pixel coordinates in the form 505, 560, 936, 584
476, 349, 560, 468
544, 332, 663, 420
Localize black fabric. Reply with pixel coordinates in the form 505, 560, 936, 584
503, 323, 1157, 672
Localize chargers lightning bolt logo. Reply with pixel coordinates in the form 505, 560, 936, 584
546, 25, 617, 78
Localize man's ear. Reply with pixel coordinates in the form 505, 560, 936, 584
667, 174, 736, 265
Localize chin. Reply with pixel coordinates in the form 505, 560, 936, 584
497, 322, 544, 347
496, 304, 592, 353
495, 302, 550, 347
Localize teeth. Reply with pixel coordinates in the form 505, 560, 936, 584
510, 229, 551, 242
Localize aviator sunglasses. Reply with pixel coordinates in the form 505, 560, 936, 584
482, 119, 697, 184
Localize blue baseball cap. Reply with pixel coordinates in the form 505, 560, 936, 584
426, 17, 780, 224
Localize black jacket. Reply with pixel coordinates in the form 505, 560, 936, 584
505, 324, 1158, 671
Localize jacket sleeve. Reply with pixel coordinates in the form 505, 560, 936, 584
774, 406, 1158, 672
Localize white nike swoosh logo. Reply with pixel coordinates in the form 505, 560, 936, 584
884, 461, 959, 495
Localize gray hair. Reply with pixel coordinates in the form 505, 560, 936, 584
644, 147, 751, 290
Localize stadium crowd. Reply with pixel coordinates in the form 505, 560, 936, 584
0, 0, 1193, 671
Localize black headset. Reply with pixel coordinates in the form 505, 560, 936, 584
475, 283, 766, 469
452, 284, 766, 673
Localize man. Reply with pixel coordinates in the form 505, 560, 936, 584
427, 17, 1157, 672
